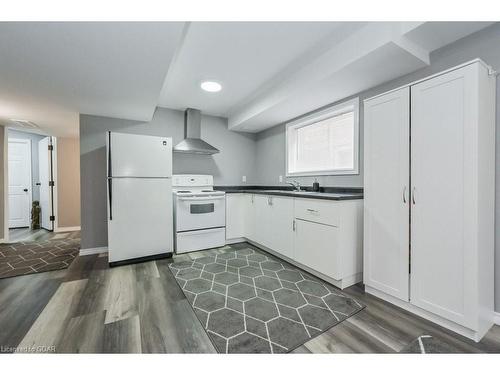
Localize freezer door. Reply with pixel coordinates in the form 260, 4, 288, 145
107, 132, 172, 177
108, 178, 173, 263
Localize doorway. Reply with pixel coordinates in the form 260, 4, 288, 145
1, 129, 80, 280
7, 131, 55, 233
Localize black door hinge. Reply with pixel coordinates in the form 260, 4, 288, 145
49, 215, 55, 222
48, 145, 53, 151
49, 181, 55, 187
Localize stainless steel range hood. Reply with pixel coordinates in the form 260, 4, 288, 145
173, 108, 219, 155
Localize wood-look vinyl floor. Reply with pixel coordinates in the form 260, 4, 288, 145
1, 242, 499, 354
8, 228, 80, 243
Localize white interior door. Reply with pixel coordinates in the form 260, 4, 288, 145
38, 137, 54, 231
8, 138, 32, 228
363, 87, 410, 301
410, 64, 476, 328
108, 178, 173, 263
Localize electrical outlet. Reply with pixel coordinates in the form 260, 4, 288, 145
242, 175, 247, 183
279, 175, 283, 183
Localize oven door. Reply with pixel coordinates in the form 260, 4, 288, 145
176, 195, 225, 232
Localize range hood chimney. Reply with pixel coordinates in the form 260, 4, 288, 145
173, 108, 219, 155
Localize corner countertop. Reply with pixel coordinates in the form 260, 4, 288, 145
214, 186, 363, 201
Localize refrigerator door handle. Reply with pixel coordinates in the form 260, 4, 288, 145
107, 132, 112, 177
108, 178, 113, 220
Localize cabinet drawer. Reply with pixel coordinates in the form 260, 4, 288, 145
294, 198, 340, 227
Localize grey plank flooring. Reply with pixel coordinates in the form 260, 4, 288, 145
0, 241, 499, 353
8, 228, 79, 243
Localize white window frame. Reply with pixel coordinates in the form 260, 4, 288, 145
285, 97, 360, 177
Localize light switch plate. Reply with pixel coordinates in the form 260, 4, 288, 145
242, 175, 247, 183
279, 175, 283, 183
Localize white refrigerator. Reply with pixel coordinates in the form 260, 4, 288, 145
106, 132, 173, 265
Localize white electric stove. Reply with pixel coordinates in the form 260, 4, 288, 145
172, 175, 226, 254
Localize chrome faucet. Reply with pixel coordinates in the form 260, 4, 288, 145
287, 180, 301, 191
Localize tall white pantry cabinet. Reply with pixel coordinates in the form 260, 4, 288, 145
363, 60, 496, 342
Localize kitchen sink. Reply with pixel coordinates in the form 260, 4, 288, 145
257, 190, 321, 194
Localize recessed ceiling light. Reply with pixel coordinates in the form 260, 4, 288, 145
201, 81, 222, 93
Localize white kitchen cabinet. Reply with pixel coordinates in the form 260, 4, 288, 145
251, 195, 294, 259
225, 193, 363, 289
226, 193, 258, 243
294, 198, 363, 288
363, 60, 495, 342
363, 86, 410, 302
294, 219, 340, 280
225, 193, 247, 240
244, 194, 256, 241
267, 196, 294, 259
253, 194, 272, 248
410, 62, 494, 331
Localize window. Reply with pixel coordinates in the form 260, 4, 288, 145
286, 98, 359, 176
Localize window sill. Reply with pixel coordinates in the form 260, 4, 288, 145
286, 169, 359, 177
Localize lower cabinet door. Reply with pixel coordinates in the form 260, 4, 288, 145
245, 194, 256, 241
225, 194, 246, 240
294, 219, 341, 280
268, 196, 294, 259
253, 195, 272, 248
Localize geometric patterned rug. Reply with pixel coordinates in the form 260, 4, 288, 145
0, 237, 80, 279
169, 245, 364, 353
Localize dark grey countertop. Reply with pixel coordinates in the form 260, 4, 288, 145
214, 186, 363, 201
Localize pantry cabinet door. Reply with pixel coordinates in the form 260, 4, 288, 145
410, 64, 477, 328
363, 87, 410, 301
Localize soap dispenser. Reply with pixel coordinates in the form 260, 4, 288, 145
312, 178, 320, 192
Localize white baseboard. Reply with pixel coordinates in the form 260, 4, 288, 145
225, 237, 247, 245
365, 286, 485, 342
79, 246, 108, 256
494, 312, 500, 326
55, 226, 81, 233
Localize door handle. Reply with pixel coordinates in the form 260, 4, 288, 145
412, 187, 416, 205
306, 208, 318, 213
23, 188, 28, 192
179, 196, 225, 201
403, 186, 407, 203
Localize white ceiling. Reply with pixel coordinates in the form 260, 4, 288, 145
158, 22, 366, 116
0, 22, 185, 137
0, 21, 495, 137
